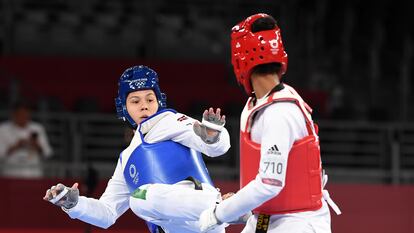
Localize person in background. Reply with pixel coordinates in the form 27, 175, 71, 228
0, 101, 53, 178
199, 13, 341, 233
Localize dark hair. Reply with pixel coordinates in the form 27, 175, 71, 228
251, 63, 282, 76
251, 15, 277, 33
250, 15, 283, 76
10, 100, 32, 112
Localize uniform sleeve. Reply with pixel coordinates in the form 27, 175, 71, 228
35, 124, 53, 158
146, 112, 231, 157
215, 103, 306, 222
64, 159, 131, 229
0, 125, 9, 158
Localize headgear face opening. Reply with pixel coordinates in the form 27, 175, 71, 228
231, 13, 288, 94
115, 65, 167, 128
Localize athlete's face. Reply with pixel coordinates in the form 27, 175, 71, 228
126, 89, 159, 125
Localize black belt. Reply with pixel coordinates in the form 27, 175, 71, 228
157, 226, 165, 233
185, 176, 203, 190
255, 214, 270, 233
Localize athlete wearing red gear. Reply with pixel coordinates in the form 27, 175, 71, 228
199, 13, 340, 233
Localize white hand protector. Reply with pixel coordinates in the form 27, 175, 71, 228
199, 206, 222, 233
44, 183, 79, 209
193, 108, 226, 144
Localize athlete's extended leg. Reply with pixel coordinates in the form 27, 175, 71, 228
130, 180, 221, 222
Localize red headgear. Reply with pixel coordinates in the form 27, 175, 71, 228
231, 13, 288, 94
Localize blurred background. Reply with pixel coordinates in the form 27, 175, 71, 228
0, 0, 413, 233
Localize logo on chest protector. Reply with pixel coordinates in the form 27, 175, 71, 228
129, 164, 139, 184
267, 144, 281, 155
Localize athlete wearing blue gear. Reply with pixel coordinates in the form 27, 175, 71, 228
44, 65, 231, 233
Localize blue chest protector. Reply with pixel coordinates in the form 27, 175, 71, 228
120, 110, 215, 233
122, 137, 214, 194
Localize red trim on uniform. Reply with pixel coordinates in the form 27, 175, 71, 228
261, 178, 283, 187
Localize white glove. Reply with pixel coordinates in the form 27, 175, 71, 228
199, 206, 223, 232
193, 108, 226, 144
43, 183, 79, 209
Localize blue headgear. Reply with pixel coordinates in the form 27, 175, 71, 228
115, 65, 167, 128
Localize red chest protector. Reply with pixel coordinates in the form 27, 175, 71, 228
240, 84, 323, 215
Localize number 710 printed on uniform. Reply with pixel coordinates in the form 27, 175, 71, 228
259, 146, 286, 187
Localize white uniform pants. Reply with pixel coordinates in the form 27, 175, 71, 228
241, 199, 332, 233
129, 180, 226, 233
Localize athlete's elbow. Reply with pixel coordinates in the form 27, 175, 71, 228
269, 185, 283, 198
100, 218, 116, 229
206, 145, 230, 157
205, 151, 223, 157
258, 178, 284, 197
100, 224, 111, 229
98, 211, 118, 229
219, 144, 231, 155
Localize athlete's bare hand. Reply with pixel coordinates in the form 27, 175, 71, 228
222, 192, 235, 200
